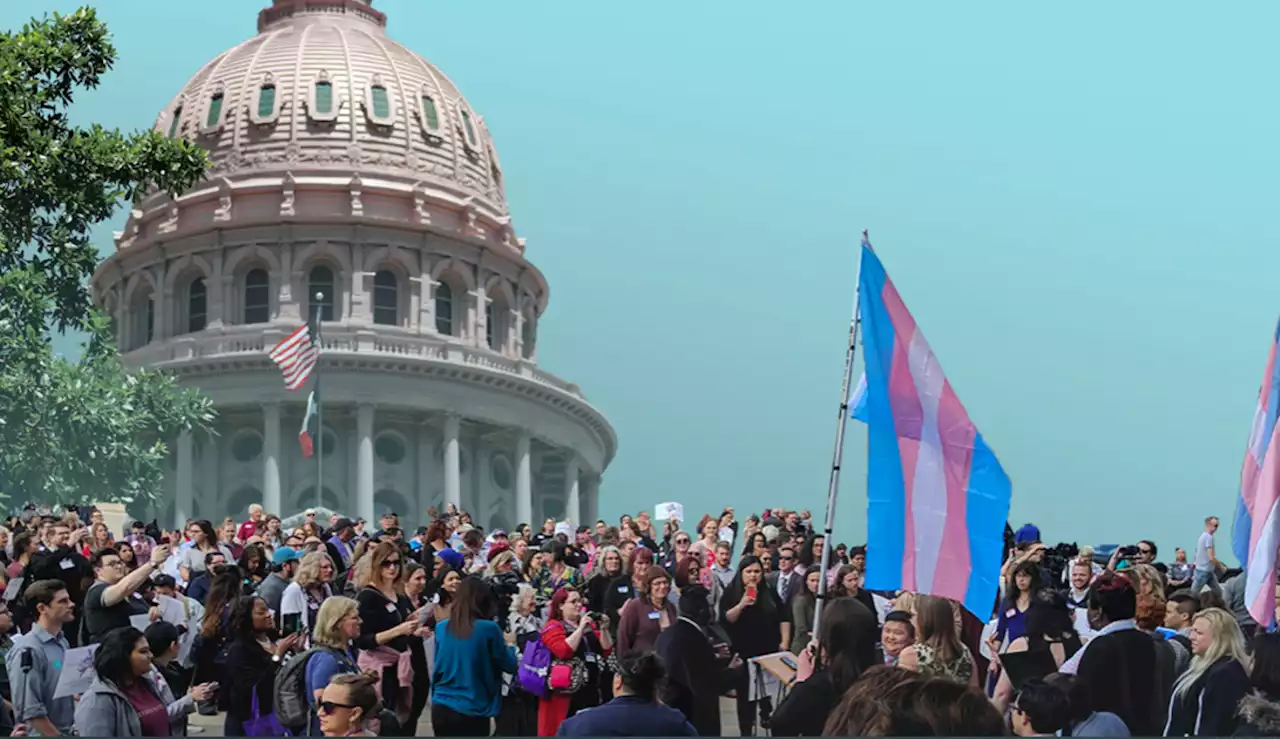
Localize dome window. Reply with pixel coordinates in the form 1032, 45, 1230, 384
167, 106, 183, 138
364, 77, 395, 127
459, 107, 478, 146
250, 74, 282, 125
372, 270, 398, 326
205, 93, 224, 128
243, 268, 270, 324
420, 94, 440, 132
434, 282, 454, 336
188, 278, 207, 333
315, 82, 333, 114
308, 265, 338, 321
258, 86, 275, 118
521, 311, 536, 359
308, 72, 339, 123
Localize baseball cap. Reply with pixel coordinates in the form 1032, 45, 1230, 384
305, 509, 316, 516
437, 548, 465, 570
272, 547, 301, 566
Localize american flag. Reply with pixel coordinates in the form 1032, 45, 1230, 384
269, 322, 319, 391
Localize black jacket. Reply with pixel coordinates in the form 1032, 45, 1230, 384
772, 671, 840, 736
1164, 656, 1250, 736
1077, 628, 1162, 737
655, 618, 733, 737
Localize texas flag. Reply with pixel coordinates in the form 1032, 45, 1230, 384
856, 237, 1012, 618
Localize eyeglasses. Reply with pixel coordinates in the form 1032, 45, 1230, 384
382, 560, 402, 568
1138, 548, 1153, 555
319, 701, 357, 714
676, 539, 689, 545
779, 555, 794, 561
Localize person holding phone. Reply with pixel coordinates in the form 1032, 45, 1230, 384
720, 555, 791, 736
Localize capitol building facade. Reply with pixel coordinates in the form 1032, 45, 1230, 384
89, 0, 616, 531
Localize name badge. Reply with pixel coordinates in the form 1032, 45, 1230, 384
585, 653, 598, 664
59, 559, 73, 570
385, 603, 398, 614
617, 586, 628, 593
648, 611, 661, 621
1005, 608, 1017, 619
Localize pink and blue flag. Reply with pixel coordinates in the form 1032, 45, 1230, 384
1233, 318, 1280, 627
857, 238, 1011, 617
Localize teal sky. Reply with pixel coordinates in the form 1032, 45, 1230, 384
8, 0, 1277, 563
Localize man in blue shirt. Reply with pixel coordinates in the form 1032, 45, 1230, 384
6, 580, 76, 737
558, 651, 696, 736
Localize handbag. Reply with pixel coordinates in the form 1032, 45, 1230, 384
547, 657, 587, 693
242, 687, 288, 737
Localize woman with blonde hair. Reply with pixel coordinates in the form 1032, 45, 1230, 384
1163, 606, 1252, 735
280, 551, 336, 643
897, 594, 977, 688
291, 596, 362, 735
355, 541, 427, 732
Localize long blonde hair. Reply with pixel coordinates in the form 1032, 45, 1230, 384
1174, 607, 1249, 697
295, 551, 334, 589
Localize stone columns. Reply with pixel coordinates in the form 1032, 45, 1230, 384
357, 403, 375, 523
443, 413, 462, 512
176, 432, 194, 529
263, 403, 281, 515
564, 452, 581, 526
516, 432, 533, 529
584, 475, 600, 526
417, 422, 436, 520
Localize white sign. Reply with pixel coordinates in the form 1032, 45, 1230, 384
130, 614, 152, 632
54, 645, 98, 699
157, 594, 187, 626
554, 522, 573, 538
3, 577, 22, 602
655, 502, 684, 522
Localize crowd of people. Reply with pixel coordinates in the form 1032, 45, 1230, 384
0, 503, 1271, 736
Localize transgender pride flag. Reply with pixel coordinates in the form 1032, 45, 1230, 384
1233, 319, 1280, 627
857, 239, 1011, 618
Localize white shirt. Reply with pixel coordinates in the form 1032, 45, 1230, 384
1059, 618, 1136, 675
1195, 531, 1214, 569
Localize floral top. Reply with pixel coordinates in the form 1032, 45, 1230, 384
530, 565, 585, 606
914, 643, 974, 685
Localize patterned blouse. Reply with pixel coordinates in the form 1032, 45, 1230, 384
530, 565, 585, 606
914, 643, 974, 684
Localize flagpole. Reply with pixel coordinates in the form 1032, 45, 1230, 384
811, 231, 866, 643
313, 294, 323, 514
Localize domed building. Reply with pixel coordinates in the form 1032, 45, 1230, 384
89, 0, 616, 531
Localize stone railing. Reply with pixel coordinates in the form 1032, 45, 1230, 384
123, 324, 584, 398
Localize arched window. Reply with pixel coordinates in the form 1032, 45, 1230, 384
309, 266, 337, 321
168, 107, 182, 138
188, 278, 207, 333
371, 85, 390, 119
206, 92, 224, 128
373, 270, 398, 326
314, 81, 333, 114
257, 84, 276, 118
421, 95, 440, 131
129, 294, 153, 350
434, 282, 453, 336
460, 108, 477, 146
244, 269, 270, 324
521, 312, 536, 359
485, 303, 494, 348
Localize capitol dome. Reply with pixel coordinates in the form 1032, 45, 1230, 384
91, 0, 616, 531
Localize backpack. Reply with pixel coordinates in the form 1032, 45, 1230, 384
517, 636, 553, 698
274, 646, 344, 729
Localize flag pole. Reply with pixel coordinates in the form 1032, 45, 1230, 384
811, 231, 866, 643
313, 294, 323, 514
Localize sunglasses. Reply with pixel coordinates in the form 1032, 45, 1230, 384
381, 560, 402, 568
319, 700, 357, 714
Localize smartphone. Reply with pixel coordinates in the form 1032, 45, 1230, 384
780, 655, 797, 670
746, 586, 757, 600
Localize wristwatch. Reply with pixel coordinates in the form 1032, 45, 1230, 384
272, 654, 282, 663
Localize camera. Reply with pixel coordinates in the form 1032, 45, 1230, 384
1118, 545, 1140, 558
587, 611, 603, 623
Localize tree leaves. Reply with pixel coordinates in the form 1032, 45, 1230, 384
0, 8, 215, 508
